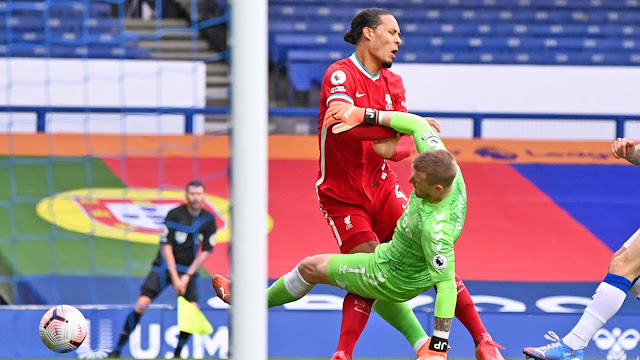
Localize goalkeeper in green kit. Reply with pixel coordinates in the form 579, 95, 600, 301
213, 104, 466, 360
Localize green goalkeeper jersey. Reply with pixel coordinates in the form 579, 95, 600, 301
325, 113, 465, 316
372, 167, 466, 295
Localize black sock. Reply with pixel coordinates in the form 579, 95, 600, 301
116, 311, 142, 349
174, 331, 192, 357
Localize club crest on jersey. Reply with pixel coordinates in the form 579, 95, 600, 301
427, 136, 441, 147
331, 70, 347, 85
432, 254, 448, 270
344, 215, 353, 230
385, 94, 394, 110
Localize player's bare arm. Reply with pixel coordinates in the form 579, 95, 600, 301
181, 250, 212, 284
372, 133, 401, 158
611, 138, 640, 165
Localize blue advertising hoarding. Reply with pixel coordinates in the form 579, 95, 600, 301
2, 280, 640, 359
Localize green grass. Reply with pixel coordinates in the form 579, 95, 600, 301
0, 156, 158, 279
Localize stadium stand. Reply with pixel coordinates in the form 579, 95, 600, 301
269, 0, 640, 103
0, 0, 230, 105
0, 1, 150, 58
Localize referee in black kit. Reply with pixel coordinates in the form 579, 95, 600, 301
107, 180, 217, 358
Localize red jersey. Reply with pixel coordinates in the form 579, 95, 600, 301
316, 53, 409, 205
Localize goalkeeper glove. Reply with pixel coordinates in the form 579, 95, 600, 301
323, 102, 380, 133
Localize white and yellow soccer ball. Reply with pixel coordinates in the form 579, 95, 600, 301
39, 305, 87, 353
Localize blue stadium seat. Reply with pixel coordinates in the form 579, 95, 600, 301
271, 33, 348, 63
287, 62, 327, 92
287, 49, 350, 63
269, 20, 347, 34
273, 0, 640, 97
0, 0, 144, 59
270, 5, 358, 19
269, 0, 640, 10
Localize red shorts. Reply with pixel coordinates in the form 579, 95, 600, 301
318, 180, 408, 254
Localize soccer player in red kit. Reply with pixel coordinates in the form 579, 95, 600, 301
315, 8, 505, 360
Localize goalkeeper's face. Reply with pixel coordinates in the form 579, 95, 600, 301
409, 167, 442, 202
186, 185, 205, 214
368, 14, 401, 69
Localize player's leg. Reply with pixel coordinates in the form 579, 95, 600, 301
371, 300, 429, 353
266, 253, 332, 307
336, 232, 379, 360
562, 228, 640, 349
174, 276, 199, 358
453, 275, 504, 360
524, 228, 640, 360
327, 253, 438, 359
627, 227, 640, 300
263, 252, 381, 309
108, 271, 162, 357
321, 198, 379, 360
213, 254, 332, 306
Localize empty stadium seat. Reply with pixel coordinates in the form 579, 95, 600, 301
271, 0, 640, 102
0, 0, 149, 59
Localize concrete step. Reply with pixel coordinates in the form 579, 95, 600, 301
206, 86, 229, 100
207, 75, 230, 87
139, 39, 209, 52
206, 62, 229, 75
125, 18, 189, 30
149, 50, 221, 60
127, 30, 196, 41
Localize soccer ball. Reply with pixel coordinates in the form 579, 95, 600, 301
39, 305, 87, 353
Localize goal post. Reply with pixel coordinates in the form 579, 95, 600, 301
229, 0, 269, 359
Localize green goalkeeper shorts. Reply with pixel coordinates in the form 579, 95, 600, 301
326, 253, 428, 303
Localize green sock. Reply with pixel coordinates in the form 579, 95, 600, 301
267, 277, 300, 308
373, 300, 428, 348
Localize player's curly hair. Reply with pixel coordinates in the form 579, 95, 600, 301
343, 8, 392, 45
413, 149, 457, 186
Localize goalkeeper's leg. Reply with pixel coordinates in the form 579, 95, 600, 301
214, 256, 328, 307
372, 300, 429, 354
331, 234, 380, 360
266, 264, 315, 307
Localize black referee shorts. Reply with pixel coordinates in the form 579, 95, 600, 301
140, 270, 198, 303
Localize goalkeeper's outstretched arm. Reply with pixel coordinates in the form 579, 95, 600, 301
377, 111, 444, 153
324, 103, 443, 153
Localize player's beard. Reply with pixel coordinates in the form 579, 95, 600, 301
382, 61, 393, 69
189, 201, 202, 214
